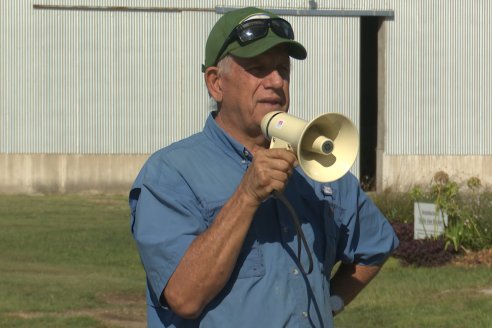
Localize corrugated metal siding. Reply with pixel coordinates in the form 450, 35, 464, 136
386, 0, 492, 155
3, 1, 190, 154
289, 16, 359, 123
179, 10, 216, 137
1, 0, 361, 157
288, 15, 360, 173
2, 0, 490, 158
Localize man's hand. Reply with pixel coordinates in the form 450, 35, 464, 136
239, 148, 298, 205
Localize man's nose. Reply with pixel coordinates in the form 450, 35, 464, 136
264, 69, 285, 88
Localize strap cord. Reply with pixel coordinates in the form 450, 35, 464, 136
273, 190, 314, 275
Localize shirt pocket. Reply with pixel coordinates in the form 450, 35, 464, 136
203, 199, 265, 279
234, 229, 265, 278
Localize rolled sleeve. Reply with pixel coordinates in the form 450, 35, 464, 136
336, 174, 399, 266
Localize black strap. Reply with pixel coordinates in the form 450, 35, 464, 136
273, 190, 313, 275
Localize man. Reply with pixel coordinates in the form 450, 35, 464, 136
130, 7, 398, 327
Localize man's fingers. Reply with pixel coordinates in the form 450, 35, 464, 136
239, 148, 298, 203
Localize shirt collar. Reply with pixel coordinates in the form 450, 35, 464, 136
203, 112, 253, 162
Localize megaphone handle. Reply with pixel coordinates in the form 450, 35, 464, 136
272, 190, 313, 275
269, 137, 293, 150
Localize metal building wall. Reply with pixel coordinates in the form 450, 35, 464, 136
288, 15, 359, 124
3, 0, 491, 193
1, 1, 217, 154
1, 0, 362, 157
386, 0, 492, 155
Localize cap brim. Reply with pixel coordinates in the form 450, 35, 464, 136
227, 33, 307, 61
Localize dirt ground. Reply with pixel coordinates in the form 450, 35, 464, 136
451, 248, 492, 267
8, 292, 146, 328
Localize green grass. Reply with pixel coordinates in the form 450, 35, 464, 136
335, 258, 492, 328
0, 195, 491, 327
0, 195, 146, 327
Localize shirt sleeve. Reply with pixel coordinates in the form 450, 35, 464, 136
131, 155, 207, 306
335, 174, 399, 266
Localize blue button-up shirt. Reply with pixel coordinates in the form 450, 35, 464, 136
130, 113, 398, 327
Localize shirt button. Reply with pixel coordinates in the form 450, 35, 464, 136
292, 268, 299, 275
283, 226, 288, 233
302, 311, 308, 318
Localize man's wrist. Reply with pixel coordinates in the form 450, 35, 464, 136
330, 295, 344, 316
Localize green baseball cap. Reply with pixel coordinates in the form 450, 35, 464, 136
202, 7, 307, 72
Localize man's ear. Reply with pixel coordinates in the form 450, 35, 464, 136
204, 67, 223, 102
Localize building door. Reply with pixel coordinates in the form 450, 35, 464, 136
360, 17, 383, 191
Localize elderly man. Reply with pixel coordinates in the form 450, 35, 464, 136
130, 7, 398, 327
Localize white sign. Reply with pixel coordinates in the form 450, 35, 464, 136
414, 202, 448, 240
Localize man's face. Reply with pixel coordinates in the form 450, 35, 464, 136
216, 45, 291, 142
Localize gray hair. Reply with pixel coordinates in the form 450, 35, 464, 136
209, 55, 234, 111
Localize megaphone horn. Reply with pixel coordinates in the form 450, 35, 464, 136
261, 111, 359, 183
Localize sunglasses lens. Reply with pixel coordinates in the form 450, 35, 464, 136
271, 19, 294, 39
236, 20, 270, 43
213, 19, 295, 66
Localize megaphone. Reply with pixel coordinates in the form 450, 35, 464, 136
261, 111, 359, 183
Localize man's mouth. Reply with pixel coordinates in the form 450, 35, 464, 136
259, 98, 283, 106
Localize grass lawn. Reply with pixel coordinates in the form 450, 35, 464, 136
0, 195, 146, 327
0, 195, 491, 327
335, 258, 492, 328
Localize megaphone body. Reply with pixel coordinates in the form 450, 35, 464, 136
261, 111, 359, 183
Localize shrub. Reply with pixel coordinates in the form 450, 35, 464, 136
410, 172, 490, 252
370, 190, 414, 223
391, 222, 456, 267
391, 221, 413, 242
372, 172, 492, 264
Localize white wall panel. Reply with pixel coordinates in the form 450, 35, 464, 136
385, 0, 492, 155
288, 15, 360, 174
2, 0, 491, 160
3, 1, 186, 154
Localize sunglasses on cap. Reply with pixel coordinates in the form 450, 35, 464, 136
214, 18, 295, 66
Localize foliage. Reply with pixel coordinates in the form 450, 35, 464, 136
410, 171, 491, 252
391, 222, 456, 267
390, 221, 414, 242
371, 172, 492, 266
369, 190, 414, 223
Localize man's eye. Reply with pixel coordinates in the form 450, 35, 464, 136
246, 66, 269, 77
247, 66, 263, 73
278, 65, 290, 74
